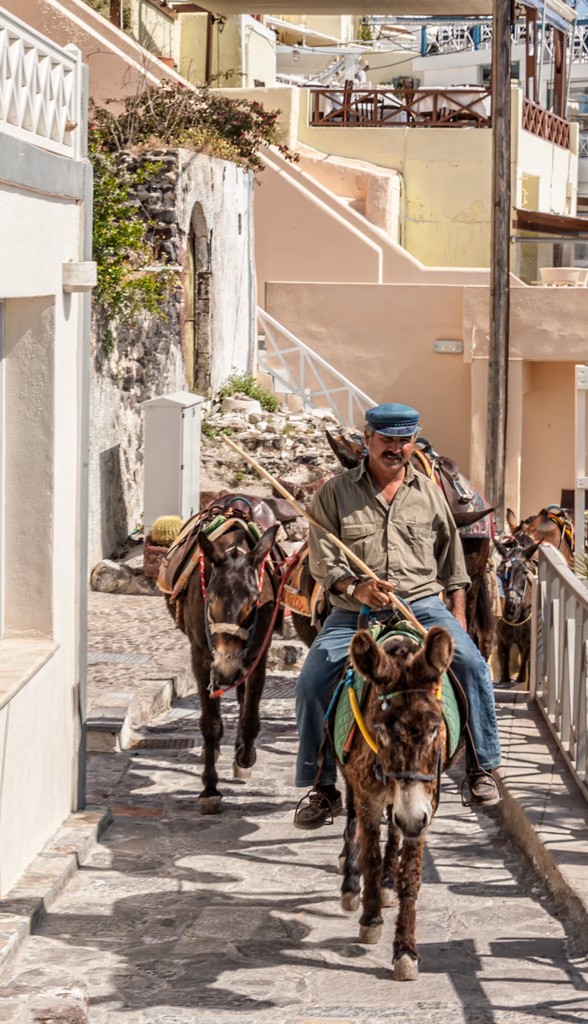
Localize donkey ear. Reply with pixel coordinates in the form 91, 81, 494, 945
350, 630, 392, 685
493, 539, 510, 559
421, 626, 454, 678
325, 430, 364, 469
524, 541, 541, 559
506, 508, 518, 532
198, 531, 224, 567
249, 524, 279, 568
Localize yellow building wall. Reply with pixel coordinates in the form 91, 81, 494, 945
179, 13, 208, 84
132, 0, 180, 62
298, 99, 493, 268
297, 87, 578, 271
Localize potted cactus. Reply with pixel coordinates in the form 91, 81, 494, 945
144, 514, 184, 580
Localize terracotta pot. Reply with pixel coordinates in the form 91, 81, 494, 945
143, 535, 170, 580
159, 56, 175, 69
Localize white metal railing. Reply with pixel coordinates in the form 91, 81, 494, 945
0, 9, 82, 158
257, 308, 375, 429
530, 545, 588, 802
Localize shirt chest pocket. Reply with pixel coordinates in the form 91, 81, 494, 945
340, 521, 375, 563
403, 522, 435, 570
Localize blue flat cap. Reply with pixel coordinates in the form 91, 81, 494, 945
365, 403, 420, 436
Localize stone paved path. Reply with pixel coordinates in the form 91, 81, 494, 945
1, 675, 588, 1024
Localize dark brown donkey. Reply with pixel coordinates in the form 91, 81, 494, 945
339, 625, 454, 981
160, 506, 280, 813
323, 431, 495, 657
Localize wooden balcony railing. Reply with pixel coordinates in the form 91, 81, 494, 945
310, 85, 492, 129
309, 86, 573, 151
522, 98, 571, 149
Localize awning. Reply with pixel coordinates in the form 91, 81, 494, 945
513, 208, 588, 237
523, 0, 577, 33
194, 3, 495, 14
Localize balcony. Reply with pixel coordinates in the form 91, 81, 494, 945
309, 84, 573, 150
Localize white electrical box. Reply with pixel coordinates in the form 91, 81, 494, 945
143, 391, 205, 535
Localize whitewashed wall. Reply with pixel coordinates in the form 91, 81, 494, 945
0, 12, 89, 894
88, 149, 255, 566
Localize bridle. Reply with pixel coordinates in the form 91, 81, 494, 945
199, 544, 301, 699
346, 677, 444, 805
199, 547, 268, 683
498, 552, 536, 628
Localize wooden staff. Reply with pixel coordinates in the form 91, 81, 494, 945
222, 434, 425, 634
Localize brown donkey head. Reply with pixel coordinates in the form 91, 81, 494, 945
350, 626, 454, 839
197, 524, 278, 687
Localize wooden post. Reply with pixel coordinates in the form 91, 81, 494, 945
485, 0, 512, 532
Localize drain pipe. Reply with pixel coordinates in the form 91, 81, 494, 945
75, 60, 93, 811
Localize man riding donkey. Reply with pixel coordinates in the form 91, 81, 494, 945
293, 402, 502, 829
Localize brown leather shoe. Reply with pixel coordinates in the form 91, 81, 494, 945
293, 789, 343, 830
465, 770, 501, 808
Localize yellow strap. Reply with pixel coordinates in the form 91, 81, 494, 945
412, 448, 433, 478
348, 685, 377, 753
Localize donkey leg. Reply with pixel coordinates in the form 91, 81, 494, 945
233, 663, 266, 779
516, 643, 530, 685
357, 802, 385, 944
497, 640, 511, 683
340, 783, 361, 912
381, 807, 400, 908
199, 692, 224, 814
392, 839, 425, 981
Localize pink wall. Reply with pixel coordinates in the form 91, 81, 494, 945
266, 281, 471, 466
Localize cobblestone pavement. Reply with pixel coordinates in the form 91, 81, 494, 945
1, 670, 588, 1024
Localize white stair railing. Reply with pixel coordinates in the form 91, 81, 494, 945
257, 308, 375, 429
531, 545, 588, 802
0, 10, 82, 158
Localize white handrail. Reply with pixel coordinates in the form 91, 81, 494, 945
257, 308, 375, 429
531, 545, 588, 802
0, 9, 82, 158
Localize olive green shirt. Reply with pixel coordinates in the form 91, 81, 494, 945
308, 458, 470, 610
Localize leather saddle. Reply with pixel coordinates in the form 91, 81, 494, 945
417, 438, 475, 506
157, 494, 281, 603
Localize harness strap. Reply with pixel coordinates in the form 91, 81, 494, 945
208, 549, 301, 699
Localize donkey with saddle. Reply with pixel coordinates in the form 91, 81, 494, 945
329, 614, 466, 979
158, 494, 297, 812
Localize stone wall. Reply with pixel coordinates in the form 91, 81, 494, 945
88, 148, 255, 567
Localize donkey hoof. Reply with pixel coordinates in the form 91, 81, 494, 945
337, 853, 346, 875
233, 762, 253, 781
393, 953, 419, 981
199, 795, 223, 814
381, 887, 397, 908
358, 922, 383, 944
341, 892, 360, 913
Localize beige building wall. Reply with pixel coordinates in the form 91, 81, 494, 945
266, 281, 471, 466
464, 286, 588, 516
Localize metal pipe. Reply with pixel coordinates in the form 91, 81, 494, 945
75, 60, 92, 812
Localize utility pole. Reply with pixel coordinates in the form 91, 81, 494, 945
485, 0, 512, 531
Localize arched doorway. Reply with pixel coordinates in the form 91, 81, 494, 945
184, 204, 213, 394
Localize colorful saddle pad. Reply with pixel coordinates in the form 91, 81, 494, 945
330, 620, 463, 764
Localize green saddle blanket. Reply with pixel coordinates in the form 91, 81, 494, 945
331, 620, 462, 764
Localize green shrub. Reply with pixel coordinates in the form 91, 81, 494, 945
218, 372, 279, 412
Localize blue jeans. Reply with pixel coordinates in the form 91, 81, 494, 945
294, 598, 501, 788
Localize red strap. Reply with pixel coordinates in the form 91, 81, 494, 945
209, 551, 301, 699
